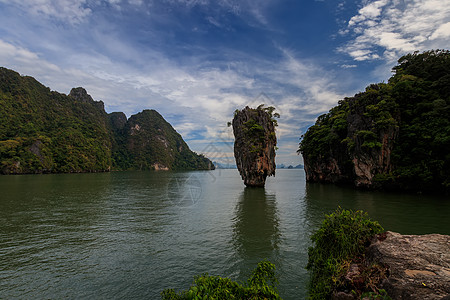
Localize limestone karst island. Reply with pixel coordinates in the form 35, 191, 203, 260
232, 105, 279, 187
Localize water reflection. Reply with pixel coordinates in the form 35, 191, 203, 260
232, 187, 280, 262
303, 182, 450, 235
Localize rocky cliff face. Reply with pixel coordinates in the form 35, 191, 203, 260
232, 106, 277, 187
347, 105, 399, 188
108, 112, 127, 131
69, 87, 106, 111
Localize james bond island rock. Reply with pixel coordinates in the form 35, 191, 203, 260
299, 50, 450, 194
232, 105, 279, 187
0, 67, 214, 174
366, 231, 450, 300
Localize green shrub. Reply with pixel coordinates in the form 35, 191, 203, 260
307, 208, 384, 299
161, 260, 281, 299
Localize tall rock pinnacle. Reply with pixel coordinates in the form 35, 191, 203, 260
232, 105, 278, 187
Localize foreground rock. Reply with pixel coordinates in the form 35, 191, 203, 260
368, 231, 450, 299
232, 106, 277, 187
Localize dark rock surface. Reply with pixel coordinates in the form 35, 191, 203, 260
232, 106, 276, 187
367, 231, 450, 299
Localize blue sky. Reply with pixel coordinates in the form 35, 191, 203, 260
1, 0, 450, 166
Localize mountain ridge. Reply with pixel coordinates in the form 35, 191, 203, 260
0, 67, 214, 174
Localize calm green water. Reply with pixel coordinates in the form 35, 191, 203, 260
1, 169, 449, 299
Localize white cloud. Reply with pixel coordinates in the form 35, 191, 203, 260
430, 22, 450, 40
0, 40, 61, 74
0, 0, 92, 24
348, 0, 388, 26
341, 64, 357, 69
340, 0, 450, 62
128, 0, 143, 5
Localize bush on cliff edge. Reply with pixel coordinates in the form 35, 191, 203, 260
307, 207, 384, 299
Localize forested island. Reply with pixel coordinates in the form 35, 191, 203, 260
0, 67, 214, 174
299, 50, 450, 194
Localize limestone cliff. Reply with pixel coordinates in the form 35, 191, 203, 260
299, 50, 450, 193
232, 106, 277, 187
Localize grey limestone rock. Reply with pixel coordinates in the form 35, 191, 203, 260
367, 231, 450, 299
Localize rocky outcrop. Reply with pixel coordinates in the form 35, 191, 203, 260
108, 112, 127, 131
346, 100, 399, 188
367, 231, 450, 300
232, 106, 277, 187
332, 231, 450, 300
69, 87, 105, 111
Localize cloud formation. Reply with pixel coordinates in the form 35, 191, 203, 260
0, 0, 92, 24
340, 0, 450, 62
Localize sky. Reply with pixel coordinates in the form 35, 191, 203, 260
1, 0, 450, 166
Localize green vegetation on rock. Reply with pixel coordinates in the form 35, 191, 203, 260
0, 67, 213, 174
161, 260, 280, 300
307, 208, 385, 299
299, 50, 450, 193
0, 68, 112, 174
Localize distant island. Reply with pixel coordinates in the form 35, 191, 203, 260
213, 162, 303, 169
299, 50, 450, 194
0, 67, 214, 174
278, 164, 303, 169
